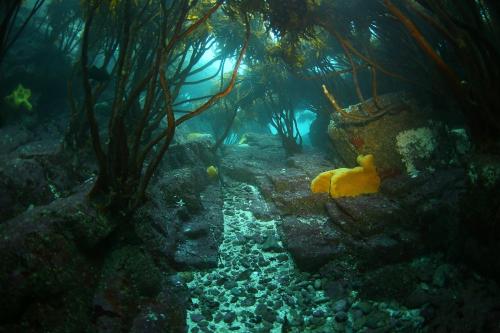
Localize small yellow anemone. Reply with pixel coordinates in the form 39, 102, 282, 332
207, 165, 218, 178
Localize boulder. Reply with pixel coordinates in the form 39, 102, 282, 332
278, 193, 423, 272
138, 140, 225, 270
0, 125, 33, 155
166, 140, 217, 170
221, 134, 334, 215
0, 181, 193, 332
278, 216, 351, 271
130, 281, 189, 333
221, 133, 286, 185
172, 183, 224, 269
0, 148, 82, 222
92, 245, 164, 331
326, 92, 461, 177
460, 154, 500, 282
0, 158, 54, 221
0, 190, 108, 331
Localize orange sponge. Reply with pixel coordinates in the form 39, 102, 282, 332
310, 154, 381, 198
310, 169, 336, 193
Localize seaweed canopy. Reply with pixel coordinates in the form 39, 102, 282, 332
233, 0, 500, 153
68, 0, 250, 212
0, 0, 47, 68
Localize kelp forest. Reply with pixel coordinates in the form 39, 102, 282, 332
1, 1, 500, 332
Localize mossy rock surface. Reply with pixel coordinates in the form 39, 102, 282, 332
0, 191, 105, 331
327, 93, 433, 175
92, 245, 166, 331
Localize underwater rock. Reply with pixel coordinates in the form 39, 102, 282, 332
261, 232, 283, 252
334, 311, 348, 323
0, 125, 33, 155
247, 191, 275, 221
174, 239, 218, 269
222, 311, 237, 324
166, 140, 216, 170
185, 132, 215, 145
101, 276, 189, 333
182, 223, 209, 239
260, 153, 335, 215
172, 184, 223, 269
278, 216, 350, 271
255, 303, 277, 323
325, 194, 422, 270
279, 191, 425, 272
222, 133, 335, 215
221, 133, 285, 183
356, 262, 420, 301
0, 158, 54, 220
419, 269, 500, 332
0, 173, 191, 332
0, 139, 81, 222
0, 189, 108, 331
432, 264, 455, 288
327, 92, 442, 175
327, 194, 404, 237
461, 154, 500, 282
159, 167, 207, 212
262, 169, 328, 215
92, 245, 166, 332
135, 164, 224, 270
382, 169, 466, 253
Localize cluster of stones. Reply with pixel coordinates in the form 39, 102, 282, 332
185, 183, 424, 332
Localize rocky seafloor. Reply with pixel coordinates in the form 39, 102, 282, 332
1, 123, 500, 332
186, 182, 426, 333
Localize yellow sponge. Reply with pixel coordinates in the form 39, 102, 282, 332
311, 169, 336, 193
311, 154, 381, 198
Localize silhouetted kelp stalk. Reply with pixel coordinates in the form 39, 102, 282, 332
265, 93, 303, 155
383, 0, 500, 150
76, 0, 250, 212
0, 0, 46, 70
316, 19, 417, 124
238, 0, 499, 152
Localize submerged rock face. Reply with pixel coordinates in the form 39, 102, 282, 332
92, 245, 190, 333
148, 141, 224, 270
221, 134, 334, 215
172, 183, 224, 269
0, 190, 107, 331
221, 133, 287, 185
0, 158, 53, 220
461, 154, 500, 281
327, 92, 425, 172
0, 139, 222, 332
0, 125, 33, 155
278, 169, 466, 272
0, 135, 85, 222
278, 216, 349, 271
326, 92, 464, 178
277, 193, 422, 273
0, 186, 192, 333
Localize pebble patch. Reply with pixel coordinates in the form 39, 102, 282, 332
185, 183, 424, 332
